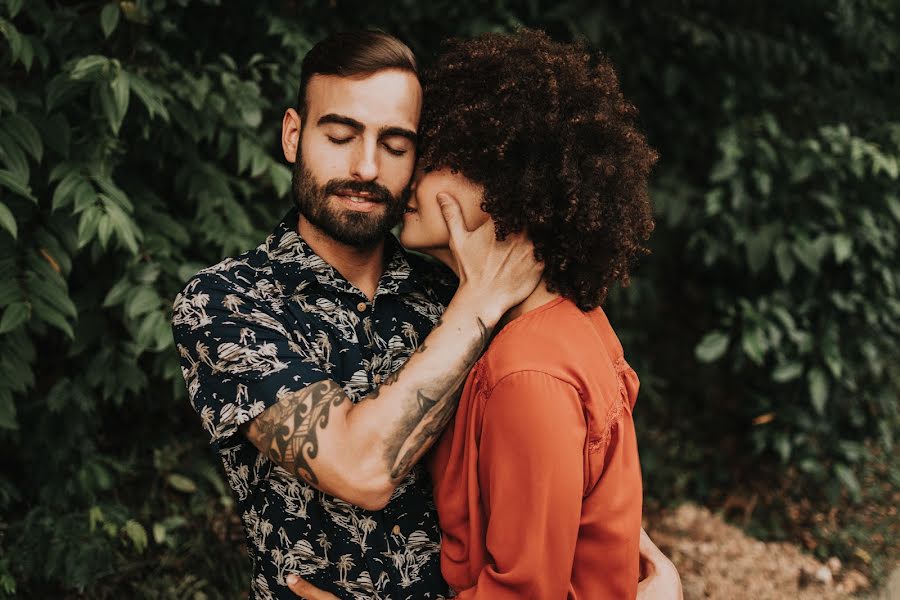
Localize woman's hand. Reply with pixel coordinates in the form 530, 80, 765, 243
437, 192, 543, 325
637, 528, 684, 600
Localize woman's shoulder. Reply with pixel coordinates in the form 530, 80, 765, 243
479, 299, 598, 382
478, 298, 633, 408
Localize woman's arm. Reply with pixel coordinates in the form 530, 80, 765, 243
456, 371, 587, 599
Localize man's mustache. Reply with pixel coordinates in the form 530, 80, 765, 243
323, 179, 394, 204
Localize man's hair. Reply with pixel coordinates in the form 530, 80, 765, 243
297, 30, 418, 115
418, 29, 658, 311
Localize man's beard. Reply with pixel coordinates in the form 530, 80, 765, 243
291, 160, 408, 249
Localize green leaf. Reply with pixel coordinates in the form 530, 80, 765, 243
99, 72, 130, 134
167, 473, 197, 494
773, 241, 794, 282
808, 367, 828, 416
0, 85, 16, 113
250, 147, 268, 177
17, 32, 32, 71
0, 17, 23, 62
0, 128, 29, 183
97, 213, 113, 249
103, 278, 132, 307
772, 362, 803, 383
753, 170, 772, 196
0, 301, 29, 333
152, 522, 166, 545
100, 2, 120, 38
2, 113, 42, 162
72, 179, 97, 213
0, 388, 16, 429
741, 327, 767, 365
792, 235, 829, 274
269, 163, 291, 197
70, 54, 110, 81
122, 519, 148, 553
77, 206, 102, 248
26, 271, 77, 318
774, 432, 791, 462
125, 286, 159, 319
106, 201, 140, 253
0, 201, 15, 238
833, 234, 853, 264
94, 176, 132, 212
0, 168, 35, 202
30, 296, 74, 338
129, 74, 169, 121
695, 330, 730, 363
52, 171, 88, 211
6, 0, 24, 18
833, 463, 861, 501
745, 228, 774, 273
709, 159, 736, 183
46, 73, 87, 111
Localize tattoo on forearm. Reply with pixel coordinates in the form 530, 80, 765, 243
244, 380, 347, 485
384, 317, 492, 481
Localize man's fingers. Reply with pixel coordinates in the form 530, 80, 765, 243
436, 192, 468, 241
286, 573, 340, 600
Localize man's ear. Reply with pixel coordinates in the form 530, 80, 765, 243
282, 108, 302, 163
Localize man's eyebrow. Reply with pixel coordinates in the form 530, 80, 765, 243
379, 126, 418, 144
317, 114, 364, 130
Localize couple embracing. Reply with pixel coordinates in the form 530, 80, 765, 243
173, 28, 680, 600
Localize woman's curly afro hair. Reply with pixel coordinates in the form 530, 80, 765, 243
418, 29, 658, 311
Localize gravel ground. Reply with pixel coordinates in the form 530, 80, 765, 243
645, 503, 896, 600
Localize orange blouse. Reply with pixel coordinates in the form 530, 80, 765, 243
429, 297, 642, 599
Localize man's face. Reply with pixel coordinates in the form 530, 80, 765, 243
287, 69, 422, 248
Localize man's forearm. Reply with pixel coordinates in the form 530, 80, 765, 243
242, 288, 500, 508
350, 289, 496, 483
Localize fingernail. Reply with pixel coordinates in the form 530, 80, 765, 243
436, 193, 450, 206
287, 574, 298, 584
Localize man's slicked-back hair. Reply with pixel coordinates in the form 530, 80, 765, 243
297, 30, 418, 116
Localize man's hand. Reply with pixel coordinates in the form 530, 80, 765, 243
286, 574, 339, 600
638, 528, 684, 600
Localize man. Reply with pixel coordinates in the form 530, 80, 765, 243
173, 31, 680, 600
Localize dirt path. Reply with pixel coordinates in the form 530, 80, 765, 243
646, 504, 889, 599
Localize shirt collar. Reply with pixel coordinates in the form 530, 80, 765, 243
266, 208, 423, 299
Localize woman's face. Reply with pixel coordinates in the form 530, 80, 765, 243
399, 167, 489, 253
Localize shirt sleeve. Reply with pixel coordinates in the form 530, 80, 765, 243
457, 371, 587, 599
171, 272, 330, 447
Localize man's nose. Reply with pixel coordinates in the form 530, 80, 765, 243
350, 140, 379, 181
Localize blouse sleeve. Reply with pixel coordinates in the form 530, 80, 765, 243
456, 370, 586, 599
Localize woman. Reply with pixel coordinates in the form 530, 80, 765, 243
402, 29, 658, 599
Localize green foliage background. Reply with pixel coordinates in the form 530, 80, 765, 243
0, 0, 897, 597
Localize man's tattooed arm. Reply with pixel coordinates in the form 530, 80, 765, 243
383, 316, 491, 482
241, 380, 347, 486
238, 313, 495, 509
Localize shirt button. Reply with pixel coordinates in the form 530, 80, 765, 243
356, 301, 367, 312
374, 374, 382, 384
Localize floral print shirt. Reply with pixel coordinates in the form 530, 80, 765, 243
172, 208, 455, 600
